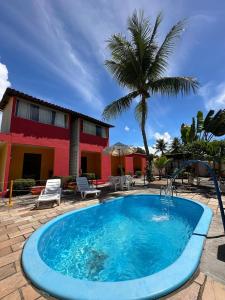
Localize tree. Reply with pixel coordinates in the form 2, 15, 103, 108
181, 109, 225, 143
155, 138, 167, 155
154, 156, 171, 180
102, 10, 199, 181
136, 147, 146, 154
203, 110, 225, 141
170, 137, 181, 153
180, 118, 197, 144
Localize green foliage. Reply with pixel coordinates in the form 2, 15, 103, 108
155, 138, 167, 155
61, 176, 74, 187
189, 117, 197, 142
136, 147, 146, 154
181, 124, 190, 144
13, 178, 36, 195
170, 137, 182, 153
154, 156, 171, 179
135, 170, 142, 177
102, 10, 199, 182
203, 109, 225, 140
196, 111, 204, 134
184, 140, 208, 159
183, 140, 225, 176
181, 109, 225, 143
81, 173, 96, 180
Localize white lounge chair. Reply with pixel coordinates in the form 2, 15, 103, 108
36, 179, 61, 207
76, 177, 101, 199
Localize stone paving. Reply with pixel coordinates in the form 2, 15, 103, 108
0, 183, 225, 300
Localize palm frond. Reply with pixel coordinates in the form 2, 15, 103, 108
149, 20, 185, 79
149, 12, 163, 44
151, 76, 199, 96
127, 10, 156, 85
102, 91, 139, 120
135, 99, 148, 125
105, 33, 142, 88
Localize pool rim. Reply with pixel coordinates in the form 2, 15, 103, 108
22, 194, 212, 300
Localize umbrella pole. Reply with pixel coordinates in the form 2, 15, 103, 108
119, 149, 123, 175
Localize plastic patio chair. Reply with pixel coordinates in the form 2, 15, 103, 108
109, 176, 121, 191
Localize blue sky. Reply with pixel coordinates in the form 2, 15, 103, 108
0, 0, 225, 151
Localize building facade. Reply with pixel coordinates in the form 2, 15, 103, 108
0, 88, 146, 192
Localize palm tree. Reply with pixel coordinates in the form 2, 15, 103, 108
155, 138, 167, 155
170, 137, 181, 153
154, 156, 171, 180
102, 10, 199, 181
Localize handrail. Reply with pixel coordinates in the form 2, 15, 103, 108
171, 159, 225, 232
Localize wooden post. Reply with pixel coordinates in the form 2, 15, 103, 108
8, 180, 13, 207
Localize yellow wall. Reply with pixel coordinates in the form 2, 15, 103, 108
0, 143, 8, 191
81, 151, 101, 178
9, 145, 54, 182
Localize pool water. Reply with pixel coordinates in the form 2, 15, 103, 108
39, 195, 203, 282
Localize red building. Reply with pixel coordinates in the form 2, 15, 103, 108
0, 88, 146, 193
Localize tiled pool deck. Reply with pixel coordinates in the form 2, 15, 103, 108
0, 182, 225, 299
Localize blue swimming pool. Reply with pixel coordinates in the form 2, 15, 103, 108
22, 195, 212, 300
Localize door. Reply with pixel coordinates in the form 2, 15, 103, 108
81, 157, 87, 174
22, 153, 42, 180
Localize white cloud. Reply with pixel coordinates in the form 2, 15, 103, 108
124, 125, 130, 132
0, 62, 11, 99
0, 62, 11, 128
154, 132, 172, 143
0, 1, 104, 113
199, 81, 225, 110
135, 131, 172, 155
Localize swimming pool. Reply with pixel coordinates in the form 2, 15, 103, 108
22, 194, 212, 299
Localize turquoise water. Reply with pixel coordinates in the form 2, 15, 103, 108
38, 195, 203, 282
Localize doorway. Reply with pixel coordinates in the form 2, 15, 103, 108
81, 156, 87, 174
22, 153, 42, 180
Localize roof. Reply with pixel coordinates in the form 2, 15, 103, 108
0, 88, 113, 128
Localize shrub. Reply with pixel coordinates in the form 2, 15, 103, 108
135, 170, 142, 177
81, 173, 96, 180
13, 178, 36, 195
61, 176, 74, 188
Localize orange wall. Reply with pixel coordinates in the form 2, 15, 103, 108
81, 151, 101, 178
9, 145, 54, 181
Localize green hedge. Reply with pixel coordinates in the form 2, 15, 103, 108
13, 178, 36, 195
135, 170, 142, 177
81, 173, 96, 180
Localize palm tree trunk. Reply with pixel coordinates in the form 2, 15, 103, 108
140, 95, 153, 182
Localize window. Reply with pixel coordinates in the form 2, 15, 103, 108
30, 105, 39, 121
39, 107, 52, 124
15, 99, 68, 128
96, 125, 102, 137
51, 111, 56, 125
83, 120, 96, 135
55, 111, 67, 128
16, 99, 30, 119
83, 120, 107, 138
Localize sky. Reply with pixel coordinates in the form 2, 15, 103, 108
0, 0, 225, 151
